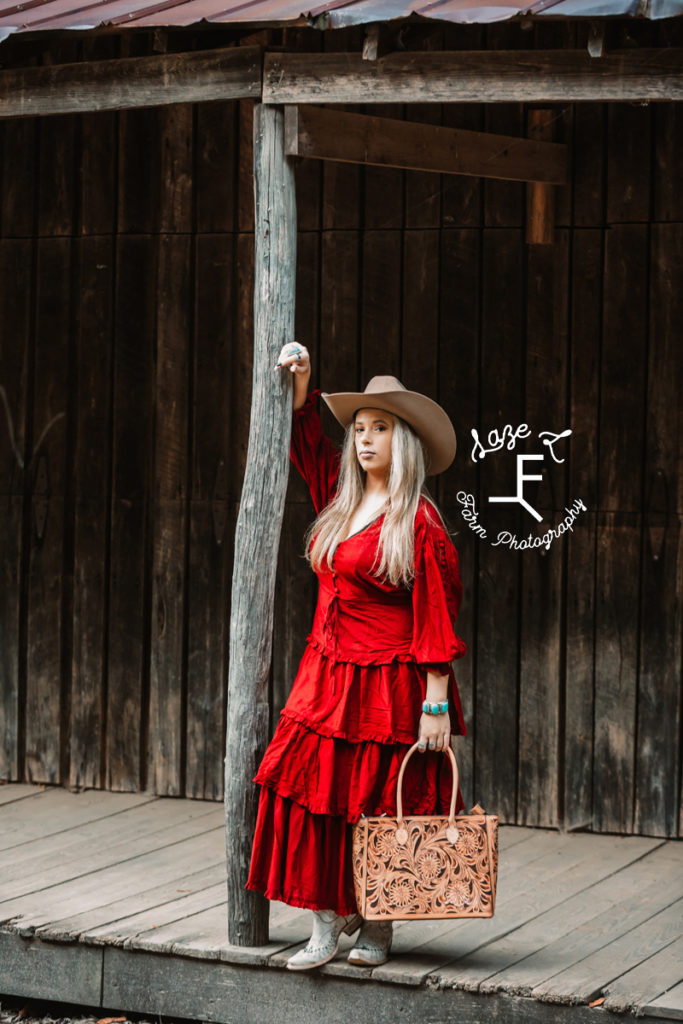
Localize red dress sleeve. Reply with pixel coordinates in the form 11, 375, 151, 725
410, 507, 467, 674
290, 389, 342, 514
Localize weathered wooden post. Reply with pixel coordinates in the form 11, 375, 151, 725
225, 103, 296, 946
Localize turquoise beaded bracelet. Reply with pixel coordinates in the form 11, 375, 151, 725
422, 699, 449, 716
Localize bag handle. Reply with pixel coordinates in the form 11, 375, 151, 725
396, 742, 459, 830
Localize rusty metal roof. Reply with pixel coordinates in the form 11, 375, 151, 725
0, 0, 680, 41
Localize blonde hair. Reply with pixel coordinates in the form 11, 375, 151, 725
306, 412, 443, 587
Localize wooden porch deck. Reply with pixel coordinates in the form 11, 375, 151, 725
1, 784, 681, 1024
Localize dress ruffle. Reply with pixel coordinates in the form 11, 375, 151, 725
255, 714, 464, 824
283, 642, 466, 745
246, 787, 358, 916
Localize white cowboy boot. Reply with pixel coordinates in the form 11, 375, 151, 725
287, 910, 362, 971
347, 919, 393, 966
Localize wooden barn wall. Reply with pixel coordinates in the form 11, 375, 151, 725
0, 22, 681, 838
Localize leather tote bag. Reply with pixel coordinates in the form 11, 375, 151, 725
352, 743, 498, 921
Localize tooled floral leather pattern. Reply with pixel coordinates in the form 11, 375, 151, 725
352, 814, 498, 920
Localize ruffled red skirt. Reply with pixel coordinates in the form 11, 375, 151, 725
246, 645, 466, 916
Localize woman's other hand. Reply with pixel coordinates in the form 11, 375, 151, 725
417, 711, 451, 753
275, 342, 311, 410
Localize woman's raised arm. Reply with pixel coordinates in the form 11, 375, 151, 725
274, 342, 311, 410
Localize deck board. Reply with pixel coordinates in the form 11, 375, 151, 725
530, 899, 683, 1006
603, 936, 683, 1015
476, 843, 683, 997
0, 799, 222, 897
1, 784, 681, 1024
644, 979, 683, 1021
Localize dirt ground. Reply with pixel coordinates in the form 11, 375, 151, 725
0, 999, 194, 1024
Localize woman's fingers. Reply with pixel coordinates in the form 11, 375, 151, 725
417, 712, 451, 753
274, 342, 310, 372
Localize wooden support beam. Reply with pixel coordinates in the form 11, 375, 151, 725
284, 104, 567, 185
224, 104, 296, 947
0, 46, 261, 119
264, 49, 683, 104
526, 109, 556, 244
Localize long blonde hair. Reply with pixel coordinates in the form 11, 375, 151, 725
306, 412, 441, 587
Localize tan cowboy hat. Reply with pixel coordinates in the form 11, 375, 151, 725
322, 376, 457, 475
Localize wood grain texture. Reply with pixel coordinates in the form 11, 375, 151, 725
264, 50, 683, 105
25, 238, 71, 785
148, 234, 191, 797
0, 239, 31, 782
195, 101, 238, 235
526, 109, 556, 245
0, 118, 38, 237
106, 235, 156, 793
634, 224, 683, 837
563, 229, 601, 830
185, 234, 235, 801
0, 47, 261, 118
286, 105, 567, 186
70, 237, 113, 790
438, 227, 480, 809
225, 104, 296, 946
517, 233, 569, 828
474, 228, 524, 822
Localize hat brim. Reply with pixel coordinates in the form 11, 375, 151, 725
321, 389, 456, 476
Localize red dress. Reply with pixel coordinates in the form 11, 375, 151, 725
246, 391, 467, 916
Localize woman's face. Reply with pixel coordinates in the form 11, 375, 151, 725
353, 407, 394, 478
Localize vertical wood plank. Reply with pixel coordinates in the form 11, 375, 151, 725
572, 105, 605, 228
272, 500, 315, 723
158, 105, 193, 235
593, 223, 649, 834
37, 114, 77, 237
185, 233, 234, 801
517, 232, 569, 828
1, 119, 38, 238
475, 228, 524, 822
405, 104, 442, 230
402, 226, 440, 546
598, 224, 648, 514
79, 36, 119, 238
319, 230, 360, 403
25, 238, 71, 784
442, 103, 484, 229
593, 512, 641, 834
361, 230, 402, 381
634, 224, 683, 837
401, 230, 439, 401
439, 227, 481, 810
653, 105, 683, 223
225, 104, 296, 946
117, 108, 161, 235
106, 235, 156, 792
148, 234, 191, 797
237, 101, 255, 235
363, 105, 404, 232
606, 104, 651, 225
70, 237, 113, 790
0, 238, 32, 781
564, 228, 602, 830
231, 233, 255, 497
526, 109, 555, 246
195, 102, 237, 234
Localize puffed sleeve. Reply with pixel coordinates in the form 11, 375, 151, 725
290, 389, 342, 514
410, 510, 467, 674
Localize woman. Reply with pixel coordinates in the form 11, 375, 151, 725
246, 342, 467, 971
